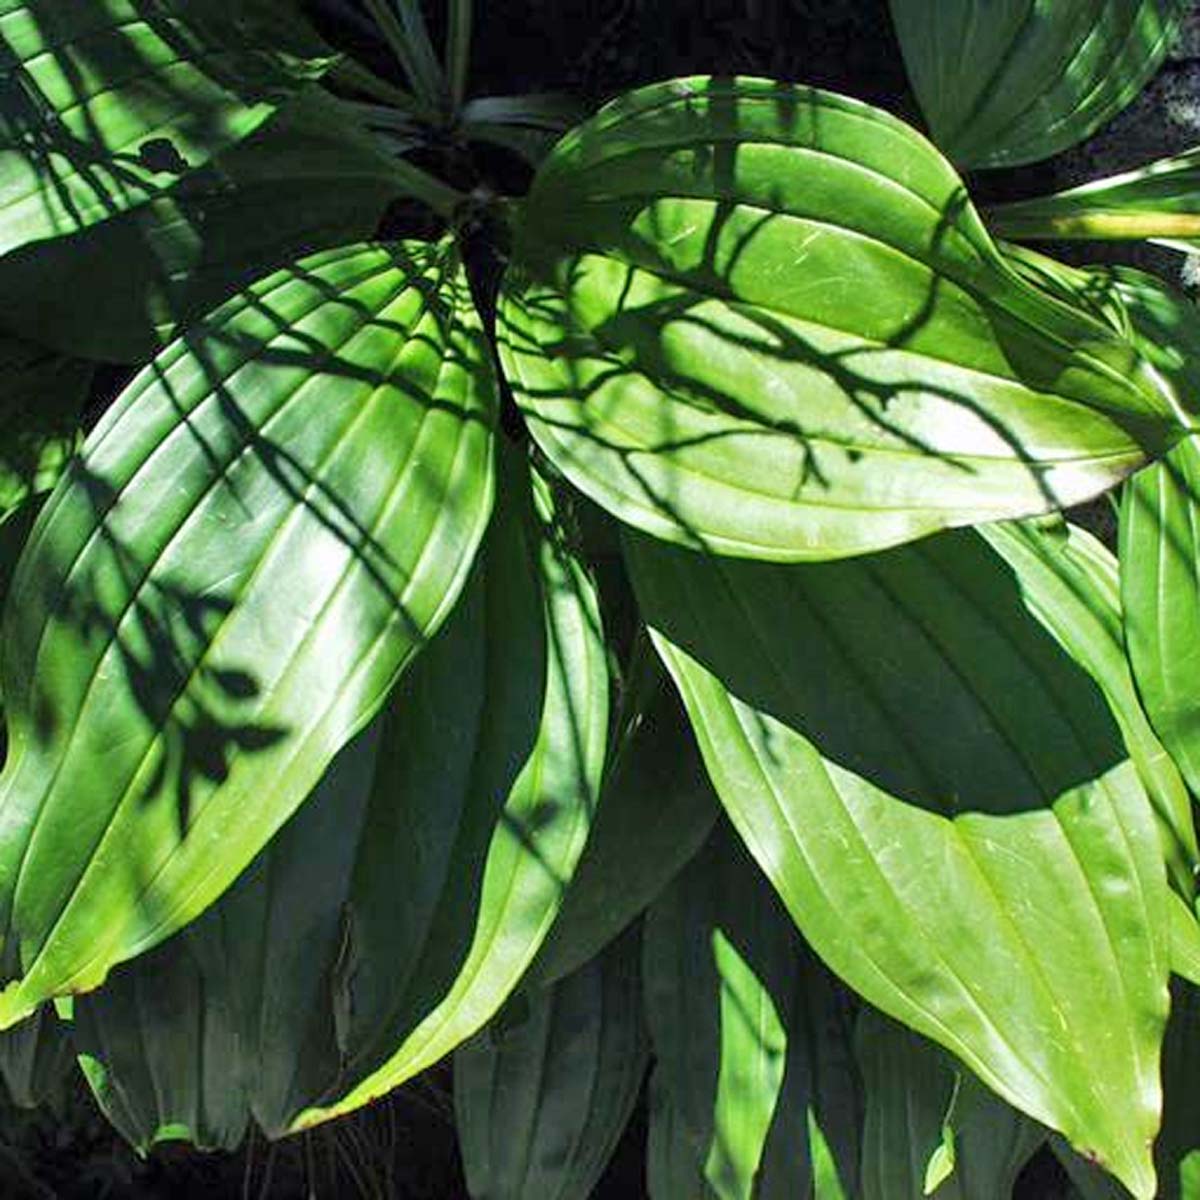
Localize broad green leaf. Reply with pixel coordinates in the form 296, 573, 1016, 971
454, 927, 647, 1200
0, 337, 90, 519
980, 517, 1198, 894
298, 452, 608, 1127
990, 148, 1200, 251
0, 240, 498, 1024
0, 91, 402, 361
857, 1010, 1043, 1200
73, 920, 249, 1152
1055, 981, 1200, 1200
498, 77, 1178, 563
71, 451, 608, 1140
0, 1003, 74, 1110
527, 654, 719, 988
643, 822, 861, 1200
889, 0, 1187, 168
0, 1, 331, 257
625, 527, 1170, 1198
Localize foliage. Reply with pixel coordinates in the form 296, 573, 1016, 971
2, 1, 1200, 1197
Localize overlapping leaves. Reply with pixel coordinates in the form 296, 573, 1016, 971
500, 77, 1180, 563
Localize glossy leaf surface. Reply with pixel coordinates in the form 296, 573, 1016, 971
857, 1009, 1042, 1200
455, 928, 647, 1200
0, 1, 330, 257
499, 77, 1177, 563
981, 517, 1197, 893
0, 91, 402, 361
72, 452, 608, 1140
643, 822, 861, 1200
528, 657, 719, 987
890, 0, 1187, 168
0, 240, 498, 1024
626, 527, 1170, 1197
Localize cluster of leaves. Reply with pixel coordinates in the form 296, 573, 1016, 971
7, 1, 1200, 1197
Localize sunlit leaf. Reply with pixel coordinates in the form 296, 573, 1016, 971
981, 516, 1198, 894
990, 147, 1200, 251
890, 0, 1188, 168
0, 91, 402, 361
454, 927, 647, 1200
0, 1, 331, 257
499, 77, 1178, 563
0, 240, 498, 1024
71, 450, 608, 1142
626, 526, 1170, 1198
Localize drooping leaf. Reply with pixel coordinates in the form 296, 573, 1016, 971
857, 1009, 1043, 1200
625, 526, 1170, 1198
73, 919, 249, 1152
298, 451, 608, 1127
455, 926, 647, 1200
642, 821, 862, 1200
527, 652, 719, 988
0, 91, 403, 361
1054, 981, 1200, 1200
990, 148, 1200, 251
980, 516, 1197, 894
0, 1, 332, 257
71, 449, 608, 1141
498, 77, 1179, 564
0, 1002, 74, 1110
646, 1065, 712, 1199
889, 0, 1188, 168
0, 239, 498, 1025
1123, 435, 1200, 797
0, 337, 91, 519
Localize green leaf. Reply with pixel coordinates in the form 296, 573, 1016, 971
0, 1, 331, 258
1055, 981, 1200, 1200
298, 452, 608, 1127
647, 1065, 713, 1199
625, 526, 1170, 1198
1123, 436, 1200, 800
71, 449, 608, 1140
0, 1003, 74, 1110
1169, 893, 1200, 987
889, 0, 1188, 168
643, 821, 862, 1200
0, 90, 402, 361
980, 516, 1198, 894
498, 77, 1179, 564
0, 337, 91, 518
527, 653, 719, 988
857, 1010, 1043, 1200
73, 920, 249, 1152
454, 926, 647, 1200
990, 147, 1200, 250
0, 240, 498, 1024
